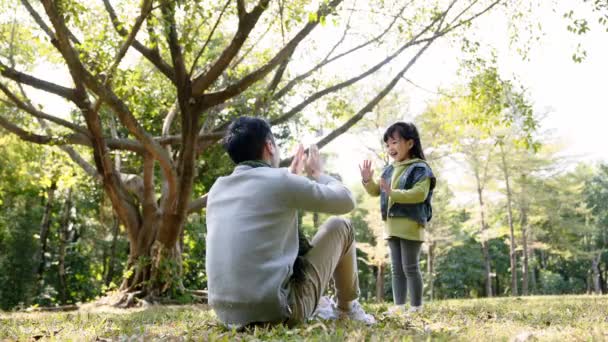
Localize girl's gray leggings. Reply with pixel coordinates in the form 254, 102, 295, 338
388, 237, 423, 306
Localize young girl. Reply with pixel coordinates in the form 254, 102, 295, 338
359, 122, 435, 314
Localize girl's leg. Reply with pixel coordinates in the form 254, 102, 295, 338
400, 239, 423, 307
388, 237, 406, 305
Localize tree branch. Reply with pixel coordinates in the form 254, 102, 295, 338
229, 17, 276, 71
104, 0, 153, 83
188, 194, 208, 213
20, 0, 54, 39
191, 0, 271, 95
279, 40, 434, 166
252, 49, 294, 115
272, 0, 410, 102
270, 34, 437, 126
0, 114, 55, 145
162, 101, 179, 136
161, 1, 189, 90
101, 0, 176, 82
0, 61, 77, 102
198, 0, 344, 108
237, 0, 247, 19
20, 0, 81, 44
61, 146, 100, 180
189, 0, 232, 77
0, 82, 87, 135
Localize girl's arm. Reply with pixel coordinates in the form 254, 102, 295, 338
389, 178, 431, 204
362, 178, 381, 197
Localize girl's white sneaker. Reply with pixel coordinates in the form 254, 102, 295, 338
407, 305, 423, 314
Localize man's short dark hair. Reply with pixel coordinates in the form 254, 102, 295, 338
223, 116, 273, 164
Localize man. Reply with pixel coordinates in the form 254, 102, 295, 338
206, 116, 375, 327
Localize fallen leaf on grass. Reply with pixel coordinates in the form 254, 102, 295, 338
305, 322, 328, 333
31, 327, 64, 341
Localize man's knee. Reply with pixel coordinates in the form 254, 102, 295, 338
325, 216, 354, 240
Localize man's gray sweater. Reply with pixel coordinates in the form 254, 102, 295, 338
205, 165, 355, 326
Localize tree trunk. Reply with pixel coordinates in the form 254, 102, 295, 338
592, 253, 602, 294
530, 264, 537, 293
104, 214, 120, 286
599, 263, 606, 294
495, 268, 500, 296
35, 181, 56, 280
58, 188, 72, 304
499, 145, 518, 296
117, 215, 185, 305
428, 241, 435, 301
520, 203, 529, 296
313, 212, 320, 228
601, 265, 608, 293
376, 264, 385, 302
477, 185, 493, 297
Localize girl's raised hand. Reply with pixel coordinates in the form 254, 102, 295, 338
359, 160, 374, 183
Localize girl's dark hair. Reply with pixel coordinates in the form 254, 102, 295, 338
383, 122, 426, 160
223, 116, 273, 164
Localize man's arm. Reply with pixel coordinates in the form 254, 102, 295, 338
282, 172, 355, 214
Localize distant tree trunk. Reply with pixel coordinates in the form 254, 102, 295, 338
495, 271, 500, 296
599, 263, 606, 294
428, 241, 435, 301
105, 214, 120, 286
476, 184, 493, 297
592, 253, 602, 294
530, 263, 537, 293
58, 188, 73, 304
602, 265, 608, 293
376, 264, 385, 302
520, 203, 529, 296
499, 144, 518, 296
313, 212, 320, 228
35, 181, 57, 280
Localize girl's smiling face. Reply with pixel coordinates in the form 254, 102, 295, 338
385, 133, 414, 162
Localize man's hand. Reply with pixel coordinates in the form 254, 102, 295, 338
379, 178, 391, 194
359, 160, 374, 184
305, 144, 322, 181
289, 144, 306, 175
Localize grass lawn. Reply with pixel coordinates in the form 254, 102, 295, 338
1, 295, 607, 341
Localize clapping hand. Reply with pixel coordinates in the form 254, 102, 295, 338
289, 144, 306, 175
305, 144, 322, 180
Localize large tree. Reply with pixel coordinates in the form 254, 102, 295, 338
0, 0, 505, 303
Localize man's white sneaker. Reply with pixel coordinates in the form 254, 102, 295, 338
312, 296, 338, 320
338, 300, 376, 325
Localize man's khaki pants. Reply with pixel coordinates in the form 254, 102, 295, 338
287, 217, 360, 325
